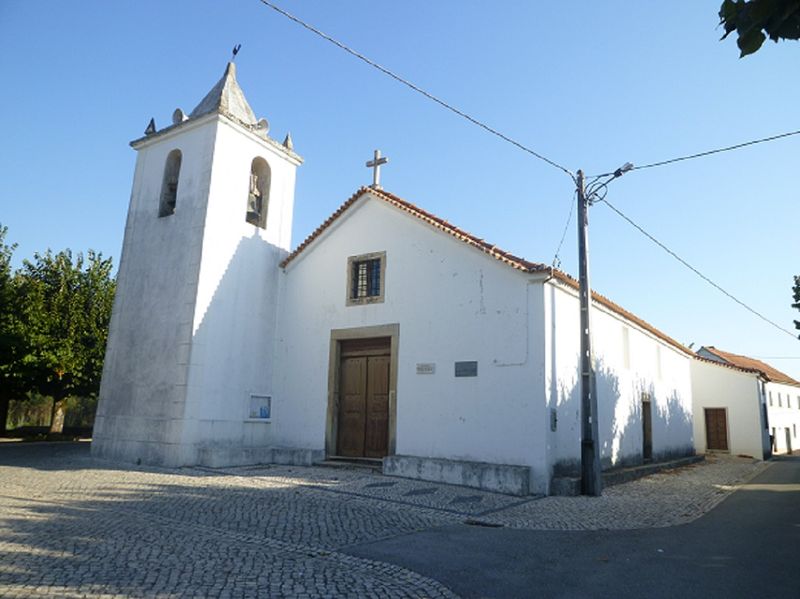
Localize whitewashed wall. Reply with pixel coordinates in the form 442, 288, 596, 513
544, 280, 694, 480
276, 193, 550, 492
181, 118, 299, 454
94, 114, 299, 466
94, 116, 219, 465
690, 359, 768, 459
766, 381, 800, 454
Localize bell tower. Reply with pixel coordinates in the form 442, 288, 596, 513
93, 63, 302, 467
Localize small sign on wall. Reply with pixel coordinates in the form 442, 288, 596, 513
454, 361, 478, 377
416, 363, 436, 375
249, 394, 272, 421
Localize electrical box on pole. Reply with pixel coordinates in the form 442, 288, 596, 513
577, 169, 602, 496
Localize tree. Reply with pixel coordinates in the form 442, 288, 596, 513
793, 275, 800, 336
0, 225, 26, 435
720, 0, 800, 57
16, 249, 115, 433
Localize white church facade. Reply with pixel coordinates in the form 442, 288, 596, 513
92, 63, 696, 495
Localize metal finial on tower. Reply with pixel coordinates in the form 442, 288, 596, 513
231, 44, 242, 62
366, 149, 389, 189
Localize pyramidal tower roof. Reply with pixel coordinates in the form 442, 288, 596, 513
189, 62, 257, 124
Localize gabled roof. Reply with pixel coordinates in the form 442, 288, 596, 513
282, 186, 694, 357
699, 346, 800, 386
190, 62, 257, 125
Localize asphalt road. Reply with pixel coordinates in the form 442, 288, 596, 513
345, 456, 800, 598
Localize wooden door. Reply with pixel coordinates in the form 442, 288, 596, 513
642, 397, 653, 462
336, 340, 390, 458
705, 408, 729, 451
337, 357, 367, 457
364, 355, 390, 458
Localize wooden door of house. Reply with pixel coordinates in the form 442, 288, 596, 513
336, 338, 390, 458
704, 408, 729, 451
642, 395, 653, 462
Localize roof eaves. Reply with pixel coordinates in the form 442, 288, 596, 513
700, 346, 800, 386
280, 187, 692, 358
693, 353, 765, 378
280, 186, 551, 273
547, 269, 694, 357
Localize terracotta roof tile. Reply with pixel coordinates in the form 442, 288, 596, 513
700, 346, 800, 386
281, 187, 694, 357
692, 353, 764, 377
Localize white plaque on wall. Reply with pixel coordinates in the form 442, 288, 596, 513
416, 363, 436, 375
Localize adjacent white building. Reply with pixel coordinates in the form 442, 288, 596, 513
691, 356, 770, 459
93, 63, 697, 495
692, 345, 800, 458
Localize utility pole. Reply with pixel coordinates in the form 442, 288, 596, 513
577, 169, 602, 496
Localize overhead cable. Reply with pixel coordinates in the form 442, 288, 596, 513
552, 191, 576, 268
592, 129, 800, 177
602, 198, 799, 341
257, 0, 575, 180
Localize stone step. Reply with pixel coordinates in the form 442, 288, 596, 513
314, 457, 383, 472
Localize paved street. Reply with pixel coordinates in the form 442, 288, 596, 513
0, 443, 784, 598
348, 456, 800, 598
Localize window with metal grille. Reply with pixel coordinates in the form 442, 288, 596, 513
346, 252, 386, 306
352, 258, 381, 298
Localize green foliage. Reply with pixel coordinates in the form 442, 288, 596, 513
720, 0, 800, 57
793, 275, 800, 335
0, 226, 116, 433
6, 393, 52, 429
16, 249, 116, 403
6, 394, 98, 429
0, 226, 27, 409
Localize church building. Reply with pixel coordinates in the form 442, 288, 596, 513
92, 63, 696, 495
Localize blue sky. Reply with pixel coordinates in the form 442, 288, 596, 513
1, 1, 799, 377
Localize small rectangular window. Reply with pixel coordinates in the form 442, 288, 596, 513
778, 393, 782, 408
346, 252, 386, 306
769, 391, 773, 406
622, 326, 630, 370
352, 259, 380, 298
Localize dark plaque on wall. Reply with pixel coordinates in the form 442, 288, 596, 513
454, 361, 478, 377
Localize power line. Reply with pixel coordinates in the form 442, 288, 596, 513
257, 0, 797, 343
601, 198, 799, 342
257, 0, 575, 181
591, 129, 800, 177
552, 191, 576, 268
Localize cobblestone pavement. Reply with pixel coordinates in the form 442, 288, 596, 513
480, 454, 770, 530
0, 444, 769, 598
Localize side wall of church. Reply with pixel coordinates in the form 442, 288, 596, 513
544, 281, 694, 480
178, 119, 298, 455
276, 197, 550, 492
93, 118, 219, 466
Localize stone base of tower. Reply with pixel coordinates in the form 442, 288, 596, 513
91, 414, 324, 469
91, 414, 197, 467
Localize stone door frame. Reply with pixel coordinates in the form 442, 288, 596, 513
326, 324, 399, 459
